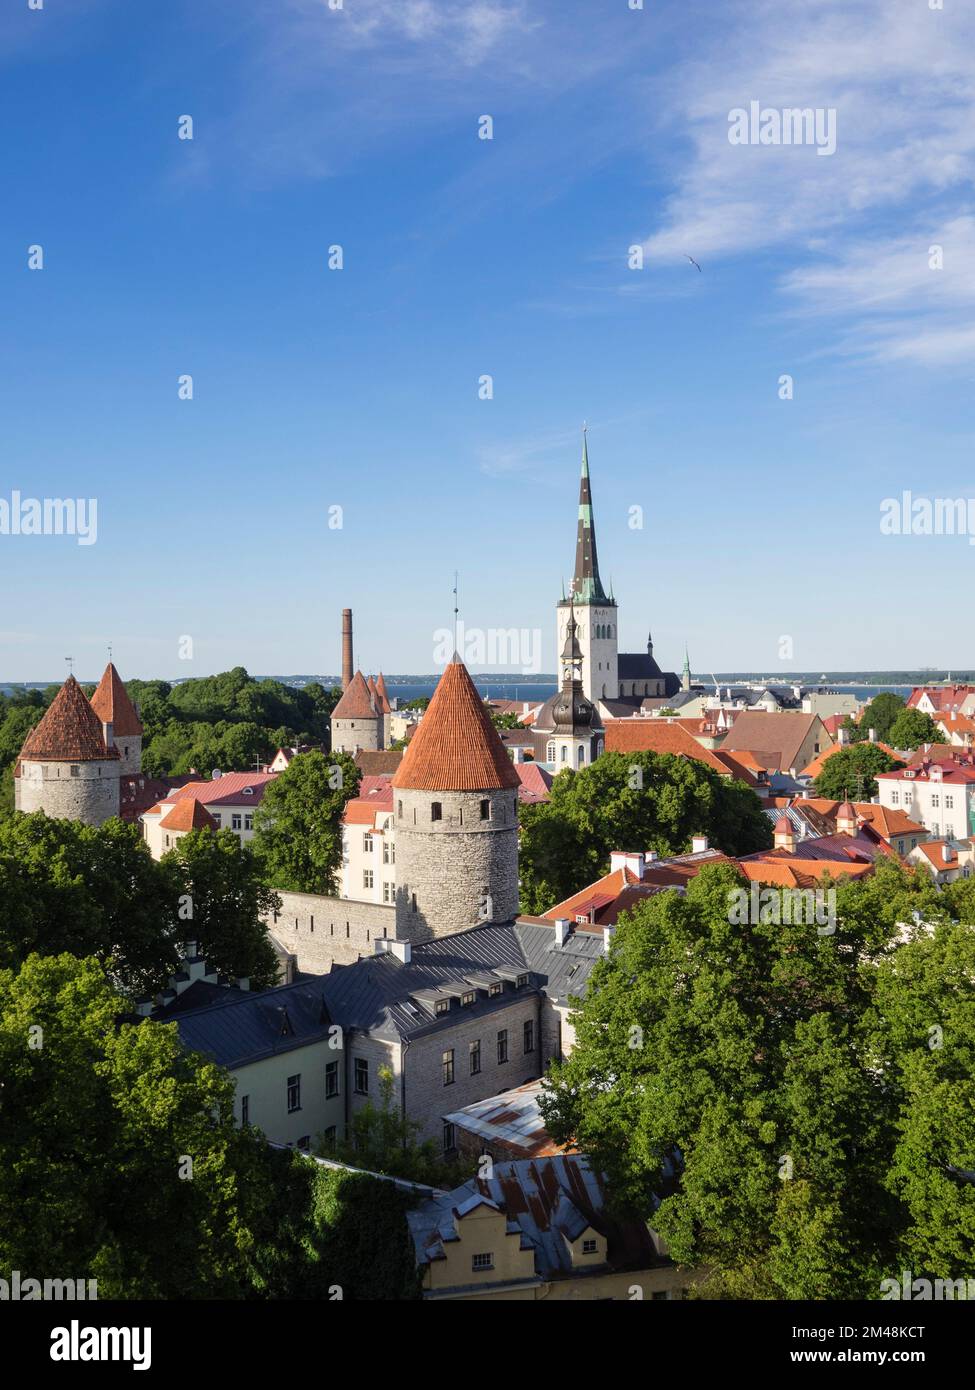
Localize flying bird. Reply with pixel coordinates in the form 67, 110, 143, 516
684, 254, 702, 272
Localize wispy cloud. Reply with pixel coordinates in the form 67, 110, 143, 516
637, 0, 975, 365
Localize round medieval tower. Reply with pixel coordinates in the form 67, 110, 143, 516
14, 674, 121, 825
392, 657, 520, 941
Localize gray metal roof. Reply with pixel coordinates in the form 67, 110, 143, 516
175, 921, 605, 1062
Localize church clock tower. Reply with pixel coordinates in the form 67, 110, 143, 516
556, 429, 618, 704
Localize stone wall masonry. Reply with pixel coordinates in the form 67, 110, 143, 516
405, 993, 542, 1145
16, 759, 120, 826
394, 786, 519, 940
266, 890, 398, 973
331, 717, 379, 755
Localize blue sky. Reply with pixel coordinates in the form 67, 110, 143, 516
2, 0, 974, 682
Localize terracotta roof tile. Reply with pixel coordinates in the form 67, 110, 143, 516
604, 719, 731, 775
392, 659, 521, 791
159, 799, 218, 832
89, 663, 143, 737
332, 670, 379, 720
18, 676, 119, 763
375, 672, 392, 714
721, 711, 826, 773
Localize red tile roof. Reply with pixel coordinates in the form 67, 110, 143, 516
877, 758, 975, 785
907, 685, 975, 711
354, 749, 403, 775
515, 762, 553, 803
89, 663, 143, 737
159, 799, 218, 832
604, 719, 732, 775
166, 771, 277, 807
375, 672, 392, 714
18, 676, 119, 763
392, 659, 521, 792
332, 670, 378, 720
721, 711, 826, 773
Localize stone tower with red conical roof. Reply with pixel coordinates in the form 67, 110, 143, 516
392, 657, 520, 941
330, 669, 381, 755
14, 674, 121, 825
90, 662, 144, 775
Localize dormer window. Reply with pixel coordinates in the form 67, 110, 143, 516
461, 991, 476, 1007
243, 787, 254, 796
489, 982, 502, 997
435, 999, 450, 1016
516, 973, 529, 989
582, 1238, 598, 1255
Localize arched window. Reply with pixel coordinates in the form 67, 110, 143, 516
577, 746, 586, 767
560, 745, 568, 762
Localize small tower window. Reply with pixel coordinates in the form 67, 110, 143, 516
70, 765, 80, 778
480, 799, 490, 820
431, 802, 442, 822
398, 800, 402, 817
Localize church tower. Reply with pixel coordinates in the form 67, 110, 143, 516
14, 675, 121, 825
392, 658, 520, 941
556, 430, 618, 704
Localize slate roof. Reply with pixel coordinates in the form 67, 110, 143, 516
174, 921, 605, 1061
393, 659, 521, 792
408, 1154, 665, 1282
89, 663, 143, 737
617, 652, 664, 680
17, 675, 119, 764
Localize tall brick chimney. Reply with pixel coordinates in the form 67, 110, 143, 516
341, 608, 353, 690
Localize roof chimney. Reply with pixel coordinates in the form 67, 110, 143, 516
603, 926, 615, 954
374, 938, 412, 964
610, 850, 645, 878
342, 609, 354, 691
554, 917, 571, 947
691, 834, 709, 853
868, 727, 877, 743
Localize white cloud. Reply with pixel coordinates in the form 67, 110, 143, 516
638, 0, 975, 364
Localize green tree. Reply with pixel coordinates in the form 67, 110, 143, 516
162, 829, 280, 989
814, 743, 903, 801
887, 707, 947, 751
0, 953, 269, 1296
0, 813, 181, 995
518, 751, 772, 913
859, 692, 907, 742
252, 750, 361, 894
871, 919, 975, 1281
540, 862, 910, 1298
